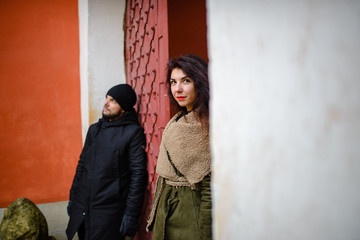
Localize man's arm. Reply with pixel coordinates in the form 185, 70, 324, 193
120, 127, 148, 236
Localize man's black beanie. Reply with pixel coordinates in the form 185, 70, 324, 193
106, 84, 137, 111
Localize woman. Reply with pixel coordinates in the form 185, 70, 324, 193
147, 54, 212, 239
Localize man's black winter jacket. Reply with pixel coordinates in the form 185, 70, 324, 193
66, 111, 147, 240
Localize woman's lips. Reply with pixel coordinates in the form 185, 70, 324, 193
177, 96, 186, 100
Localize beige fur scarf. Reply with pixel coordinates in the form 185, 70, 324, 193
156, 111, 211, 188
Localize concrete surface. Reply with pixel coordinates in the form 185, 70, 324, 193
0, 201, 78, 240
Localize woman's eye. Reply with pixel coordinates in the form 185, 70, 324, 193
170, 80, 176, 85
184, 78, 191, 83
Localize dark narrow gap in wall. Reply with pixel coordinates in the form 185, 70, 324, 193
167, 0, 208, 116
168, 0, 207, 60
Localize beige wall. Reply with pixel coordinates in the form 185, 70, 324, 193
79, 0, 127, 139
207, 0, 360, 239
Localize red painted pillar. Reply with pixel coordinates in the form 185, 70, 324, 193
125, 0, 169, 239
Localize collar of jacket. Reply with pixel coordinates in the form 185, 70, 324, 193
96, 110, 139, 131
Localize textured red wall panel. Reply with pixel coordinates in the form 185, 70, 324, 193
125, 0, 169, 239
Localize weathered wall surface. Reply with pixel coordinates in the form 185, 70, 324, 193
86, 0, 127, 127
0, 0, 82, 207
207, 1, 360, 239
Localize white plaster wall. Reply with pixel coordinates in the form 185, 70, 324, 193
78, 0, 89, 141
79, 0, 126, 140
207, 0, 360, 239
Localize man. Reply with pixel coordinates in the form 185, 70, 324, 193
66, 84, 148, 240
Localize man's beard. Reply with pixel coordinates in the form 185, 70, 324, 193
102, 110, 123, 121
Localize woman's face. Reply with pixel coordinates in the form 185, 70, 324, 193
170, 68, 196, 112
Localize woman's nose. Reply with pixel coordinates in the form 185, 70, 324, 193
174, 83, 182, 92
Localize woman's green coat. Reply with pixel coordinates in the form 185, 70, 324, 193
147, 112, 212, 240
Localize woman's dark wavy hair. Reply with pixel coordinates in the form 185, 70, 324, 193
166, 54, 209, 127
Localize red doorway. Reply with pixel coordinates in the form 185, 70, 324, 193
125, 0, 207, 238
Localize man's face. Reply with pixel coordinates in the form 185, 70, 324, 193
102, 95, 124, 120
